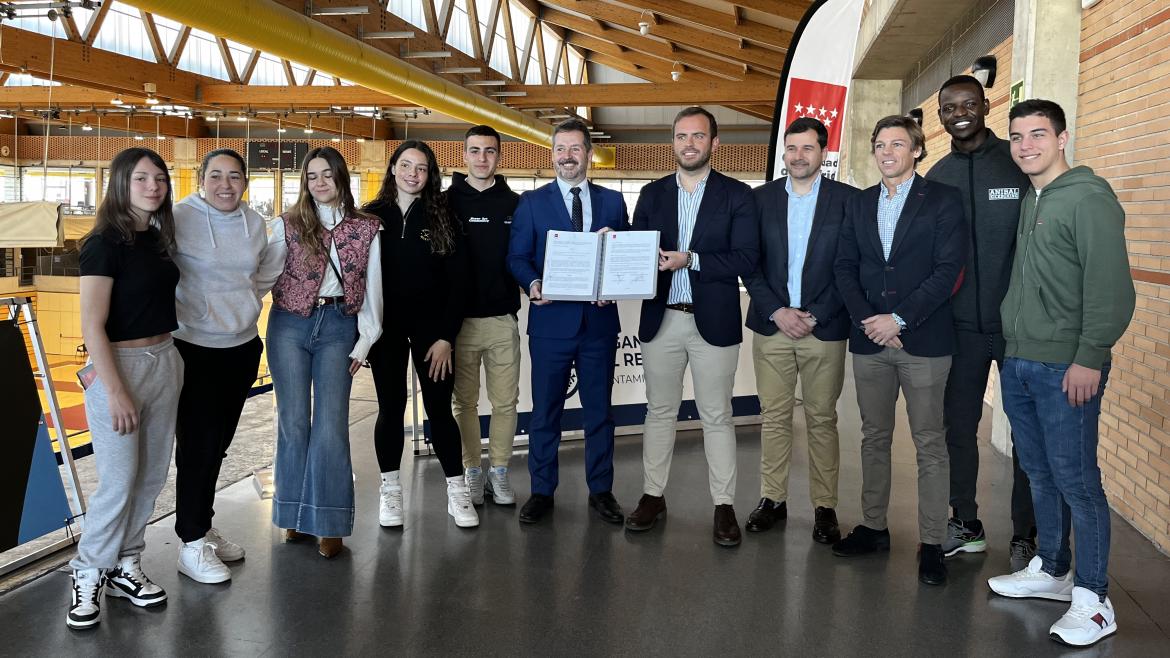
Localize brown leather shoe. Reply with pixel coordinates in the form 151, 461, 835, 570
713, 504, 741, 547
284, 529, 310, 542
317, 537, 343, 558
624, 494, 667, 531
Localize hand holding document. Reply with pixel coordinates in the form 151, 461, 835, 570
541, 230, 660, 301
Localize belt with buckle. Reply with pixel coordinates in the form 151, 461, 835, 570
666, 303, 694, 314
316, 296, 345, 307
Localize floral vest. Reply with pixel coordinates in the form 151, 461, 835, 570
272, 212, 380, 317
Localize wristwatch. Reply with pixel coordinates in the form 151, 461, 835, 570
891, 313, 907, 329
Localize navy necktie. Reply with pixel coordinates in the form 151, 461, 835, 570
570, 186, 583, 232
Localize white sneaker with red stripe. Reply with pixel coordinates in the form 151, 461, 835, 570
1049, 586, 1117, 647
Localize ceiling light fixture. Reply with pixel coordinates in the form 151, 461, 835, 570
638, 10, 653, 36
110, 95, 124, 105
670, 62, 683, 82
311, 6, 369, 15
145, 94, 159, 106
81, 122, 93, 131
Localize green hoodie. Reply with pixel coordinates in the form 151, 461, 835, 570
1001, 165, 1135, 370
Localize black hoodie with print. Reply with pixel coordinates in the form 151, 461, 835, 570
446, 172, 522, 318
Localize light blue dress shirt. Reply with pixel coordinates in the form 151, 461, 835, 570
784, 175, 822, 309
877, 175, 915, 260
556, 177, 592, 232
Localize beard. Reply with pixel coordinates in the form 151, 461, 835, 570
675, 149, 711, 172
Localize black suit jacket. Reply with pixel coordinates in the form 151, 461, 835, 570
744, 176, 856, 341
632, 170, 758, 347
833, 174, 967, 357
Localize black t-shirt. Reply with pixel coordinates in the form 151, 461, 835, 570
79, 227, 180, 342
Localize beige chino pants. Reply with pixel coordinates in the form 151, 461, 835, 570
453, 314, 521, 469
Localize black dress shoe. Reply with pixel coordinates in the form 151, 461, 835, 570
919, 543, 947, 585
745, 498, 787, 533
812, 506, 842, 544
519, 494, 554, 524
625, 494, 666, 531
713, 504, 741, 547
831, 525, 891, 556
588, 492, 624, 524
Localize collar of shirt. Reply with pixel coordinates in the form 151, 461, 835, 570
315, 202, 343, 230
556, 177, 590, 201
882, 175, 915, 200
785, 173, 823, 199
675, 171, 710, 195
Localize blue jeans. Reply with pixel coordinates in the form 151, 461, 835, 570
1000, 357, 1111, 597
267, 305, 357, 538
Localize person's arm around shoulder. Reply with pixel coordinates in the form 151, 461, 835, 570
507, 192, 548, 304
691, 180, 759, 282
1065, 190, 1136, 405
350, 230, 383, 374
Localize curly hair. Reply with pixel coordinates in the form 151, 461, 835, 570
367, 140, 458, 255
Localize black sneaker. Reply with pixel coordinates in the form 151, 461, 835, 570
66, 569, 104, 630
919, 543, 948, 585
832, 525, 891, 556
942, 517, 987, 557
106, 555, 167, 607
1009, 535, 1038, 572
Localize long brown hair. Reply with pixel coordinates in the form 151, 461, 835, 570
85, 147, 176, 254
367, 140, 458, 255
286, 146, 363, 260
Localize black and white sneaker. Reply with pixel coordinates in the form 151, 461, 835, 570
106, 555, 167, 607
67, 568, 104, 629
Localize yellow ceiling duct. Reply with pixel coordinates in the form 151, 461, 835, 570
122, 1, 615, 166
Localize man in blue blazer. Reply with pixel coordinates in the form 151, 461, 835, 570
507, 118, 629, 524
624, 107, 759, 547
743, 117, 856, 544
831, 115, 967, 587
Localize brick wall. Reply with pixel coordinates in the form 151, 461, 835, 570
1077, 0, 1170, 552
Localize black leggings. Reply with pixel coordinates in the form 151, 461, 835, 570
369, 330, 463, 478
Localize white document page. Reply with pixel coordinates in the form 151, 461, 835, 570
599, 230, 660, 300
540, 230, 602, 301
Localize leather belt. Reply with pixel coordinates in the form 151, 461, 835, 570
666, 303, 694, 314
316, 296, 346, 307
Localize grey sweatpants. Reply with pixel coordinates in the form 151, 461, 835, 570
71, 339, 183, 571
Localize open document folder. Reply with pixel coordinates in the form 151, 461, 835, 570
541, 230, 660, 301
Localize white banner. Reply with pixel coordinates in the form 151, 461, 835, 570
458, 295, 760, 438
769, 0, 867, 181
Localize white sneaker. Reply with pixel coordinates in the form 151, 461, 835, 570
485, 466, 515, 505
466, 467, 485, 506
205, 528, 245, 562
1050, 586, 1118, 646
379, 482, 404, 527
988, 556, 1074, 601
178, 538, 232, 584
106, 555, 167, 607
66, 568, 103, 629
447, 476, 480, 528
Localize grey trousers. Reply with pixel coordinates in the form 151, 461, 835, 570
71, 339, 183, 571
852, 348, 951, 545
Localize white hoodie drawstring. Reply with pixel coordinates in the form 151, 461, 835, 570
204, 203, 217, 249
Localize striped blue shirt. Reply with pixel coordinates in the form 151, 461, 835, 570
668, 172, 707, 304
877, 175, 915, 260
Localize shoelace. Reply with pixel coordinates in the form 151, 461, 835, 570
1063, 602, 1100, 622
74, 579, 101, 605
200, 541, 220, 563
491, 472, 514, 497
381, 486, 403, 510
449, 486, 473, 510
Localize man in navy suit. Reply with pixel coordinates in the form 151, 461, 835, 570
507, 118, 629, 524
831, 115, 967, 587
624, 107, 759, 547
742, 117, 856, 544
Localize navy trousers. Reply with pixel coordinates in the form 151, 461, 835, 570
527, 332, 617, 496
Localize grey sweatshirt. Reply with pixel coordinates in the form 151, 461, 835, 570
172, 192, 284, 348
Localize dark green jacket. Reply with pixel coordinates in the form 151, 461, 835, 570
1001, 165, 1135, 369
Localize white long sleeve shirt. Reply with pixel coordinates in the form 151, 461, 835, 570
266, 204, 383, 362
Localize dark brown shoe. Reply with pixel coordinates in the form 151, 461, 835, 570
624, 494, 667, 531
745, 498, 786, 532
813, 506, 842, 544
317, 537, 343, 558
284, 529, 310, 543
713, 504, 741, 547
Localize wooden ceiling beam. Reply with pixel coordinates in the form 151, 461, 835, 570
731, 0, 807, 22
139, 11, 169, 65
596, 0, 792, 49
539, 7, 750, 80
501, 80, 779, 107
539, 0, 784, 73
0, 85, 413, 110
83, 1, 112, 46
21, 111, 209, 138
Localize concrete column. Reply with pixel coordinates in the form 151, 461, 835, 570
1011, 0, 1083, 157
841, 79, 902, 189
